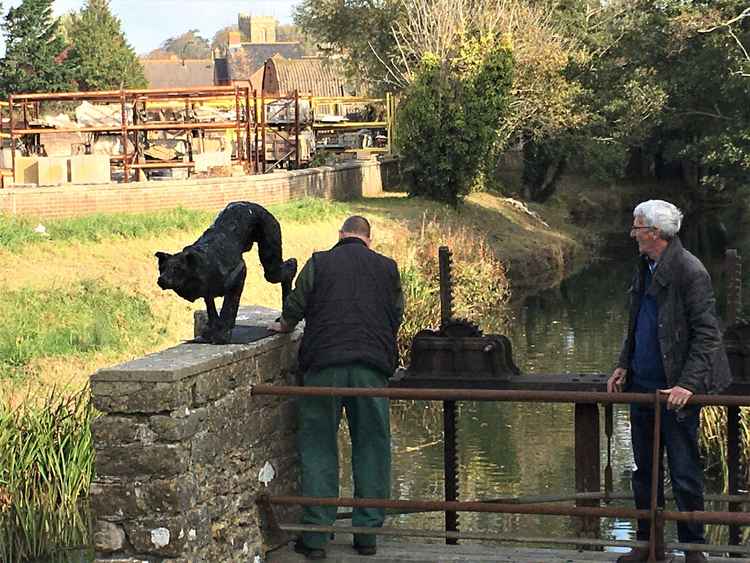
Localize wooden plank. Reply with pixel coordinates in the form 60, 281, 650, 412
268, 539, 749, 562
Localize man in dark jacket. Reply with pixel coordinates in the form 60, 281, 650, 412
607, 200, 731, 563
269, 215, 404, 560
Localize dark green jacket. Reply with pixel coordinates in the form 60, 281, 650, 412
617, 236, 732, 394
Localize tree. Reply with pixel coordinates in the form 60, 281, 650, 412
277, 23, 318, 56
393, 0, 587, 203
583, 0, 750, 198
0, 0, 72, 96
66, 0, 146, 90
396, 0, 514, 205
211, 24, 238, 53
294, 0, 405, 92
161, 29, 211, 60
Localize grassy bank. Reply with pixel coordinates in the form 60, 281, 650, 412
0, 194, 581, 402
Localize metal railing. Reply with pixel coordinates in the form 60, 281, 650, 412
253, 384, 750, 560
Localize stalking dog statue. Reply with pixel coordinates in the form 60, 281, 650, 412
155, 202, 297, 344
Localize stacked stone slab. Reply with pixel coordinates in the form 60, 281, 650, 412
90, 306, 300, 562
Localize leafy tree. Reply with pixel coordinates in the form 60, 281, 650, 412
0, 0, 72, 96
294, 0, 405, 92
211, 24, 238, 53
142, 48, 173, 60
277, 23, 318, 56
582, 0, 750, 199
398, 33, 513, 205
66, 0, 146, 91
161, 29, 211, 60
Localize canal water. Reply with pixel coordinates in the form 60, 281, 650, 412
339, 224, 735, 550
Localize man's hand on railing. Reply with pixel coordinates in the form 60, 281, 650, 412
607, 367, 627, 393
659, 386, 693, 410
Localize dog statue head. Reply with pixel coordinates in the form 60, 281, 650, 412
155, 249, 206, 303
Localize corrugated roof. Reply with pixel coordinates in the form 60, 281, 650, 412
265, 58, 355, 97
141, 59, 215, 89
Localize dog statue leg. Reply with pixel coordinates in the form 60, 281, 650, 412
256, 212, 297, 306
215, 261, 247, 344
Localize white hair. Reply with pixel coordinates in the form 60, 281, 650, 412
633, 200, 683, 239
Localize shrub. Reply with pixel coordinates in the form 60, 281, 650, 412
397, 36, 513, 205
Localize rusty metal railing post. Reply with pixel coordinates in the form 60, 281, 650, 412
648, 391, 664, 562
294, 90, 300, 169
244, 87, 252, 169
120, 89, 129, 183
261, 91, 266, 173
234, 85, 242, 165
9, 95, 15, 183
575, 402, 601, 545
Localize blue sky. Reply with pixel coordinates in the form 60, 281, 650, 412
2, 0, 300, 55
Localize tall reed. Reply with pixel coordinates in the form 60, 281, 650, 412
699, 405, 750, 490
0, 390, 95, 562
381, 212, 511, 364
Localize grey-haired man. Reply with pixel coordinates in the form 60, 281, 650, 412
608, 200, 731, 563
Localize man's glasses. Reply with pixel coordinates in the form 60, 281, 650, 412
630, 225, 652, 233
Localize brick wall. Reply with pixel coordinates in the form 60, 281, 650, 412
0, 160, 396, 219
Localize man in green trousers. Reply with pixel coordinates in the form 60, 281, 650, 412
269, 215, 404, 560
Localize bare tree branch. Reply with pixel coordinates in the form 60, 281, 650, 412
699, 8, 750, 71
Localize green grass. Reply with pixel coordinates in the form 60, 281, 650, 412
0, 207, 213, 252
0, 280, 154, 380
0, 390, 95, 563
269, 197, 352, 223
0, 198, 353, 253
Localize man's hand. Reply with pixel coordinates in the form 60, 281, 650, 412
607, 367, 627, 393
659, 386, 693, 410
268, 319, 292, 333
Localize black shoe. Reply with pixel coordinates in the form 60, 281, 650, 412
354, 544, 377, 556
294, 539, 326, 560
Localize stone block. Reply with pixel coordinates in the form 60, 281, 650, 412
70, 154, 111, 184
150, 408, 207, 442
193, 150, 231, 173
0, 148, 12, 169
123, 507, 210, 557
92, 379, 193, 414
95, 443, 190, 478
13, 155, 38, 184
37, 156, 69, 185
93, 520, 126, 553
91, 476, 198, 519
92, 416, 154, 446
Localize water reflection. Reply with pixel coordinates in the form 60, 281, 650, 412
337, 230, 731, 549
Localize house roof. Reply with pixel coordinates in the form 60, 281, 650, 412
263, 58, 357, 97
140, 59, 215, 89
225, 43, 303, 81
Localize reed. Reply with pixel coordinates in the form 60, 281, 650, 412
382, 212, 511, 364
0, 389, 95, 562
699, 405, 750, 489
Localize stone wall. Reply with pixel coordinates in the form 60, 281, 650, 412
89, 307, 301, 562
0, 159, 397, 219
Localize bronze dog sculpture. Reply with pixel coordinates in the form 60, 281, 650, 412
156, 202, 297, 344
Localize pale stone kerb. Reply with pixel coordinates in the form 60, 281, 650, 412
90, 338, 287, 384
